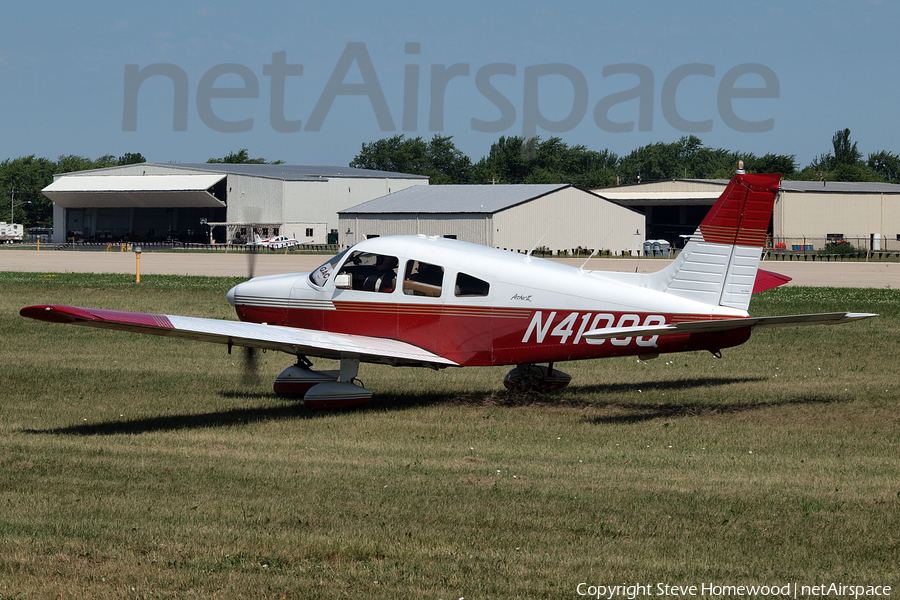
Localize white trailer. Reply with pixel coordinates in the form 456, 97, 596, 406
0, 222, 24, 242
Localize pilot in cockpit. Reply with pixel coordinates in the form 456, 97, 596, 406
364, 255, 397, 292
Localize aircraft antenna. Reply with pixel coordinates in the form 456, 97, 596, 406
578, 230, 613, 272
527, 216, 560, 257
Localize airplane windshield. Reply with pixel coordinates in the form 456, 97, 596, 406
308, 248, 350, 287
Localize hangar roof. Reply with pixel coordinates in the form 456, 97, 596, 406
339, 184, 570, 214
164, 163, 429, 181
595, 178, 900, 208
780, 180, 900, 193
42, 174, 226, 208
678, 179, 900, 193
58, 162, 429, 182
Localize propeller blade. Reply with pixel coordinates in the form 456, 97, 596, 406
241, 346, 260, 385
247, 245, 257, 280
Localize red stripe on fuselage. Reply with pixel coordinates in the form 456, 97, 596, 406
235, 300, 751, 366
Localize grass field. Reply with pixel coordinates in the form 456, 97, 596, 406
1, 272, 898, 599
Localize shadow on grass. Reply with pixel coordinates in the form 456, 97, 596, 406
583, 394, 850, 424
23, 391, 325, 436
371, 375, 768, 411
370, 375, 851, 424
25, 376, 850, 435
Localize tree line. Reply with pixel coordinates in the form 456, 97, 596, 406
351, 129, 899, 187
3, 130, 898, 228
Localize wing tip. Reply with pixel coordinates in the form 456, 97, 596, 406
20, 305, 92, 324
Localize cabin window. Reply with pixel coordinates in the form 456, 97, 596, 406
455, 273, 490, 297
403, 260, 444, 297
336, 251, 398, 293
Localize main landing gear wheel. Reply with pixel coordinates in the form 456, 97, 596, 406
503, 363, 572, 392
274, 357, 373, 409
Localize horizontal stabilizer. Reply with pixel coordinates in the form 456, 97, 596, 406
20, 305, 457, 368
753, 269, 792, 294
583, 312, 877, 341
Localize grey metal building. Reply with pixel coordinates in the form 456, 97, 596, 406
595, 179, 900, 251
42, 163, 428, 244
339, 184, 646, 255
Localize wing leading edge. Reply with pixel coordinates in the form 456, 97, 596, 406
19, 305, 457, 368
583, 312, 877, 341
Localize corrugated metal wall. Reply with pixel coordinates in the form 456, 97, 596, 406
492, 187, 644, 253
339, 188, 645, 253
227, 175, 284, 224
776, 192, 897, 238
339, 213, 491, 247
283, 178, 427, 233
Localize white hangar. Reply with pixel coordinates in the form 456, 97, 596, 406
42, 163, 428, 244
338, 184, 646, 255
596, 178, 900, 251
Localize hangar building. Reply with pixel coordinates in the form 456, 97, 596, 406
595, 179, 900, 251
42, 163, 428, 244
338, 184, 645, 255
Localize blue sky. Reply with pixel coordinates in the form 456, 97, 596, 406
2, 1, 898, 169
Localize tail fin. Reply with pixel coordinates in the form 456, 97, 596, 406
644, 172, 781, 311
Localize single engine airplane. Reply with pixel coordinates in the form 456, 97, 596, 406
246, 233, 304, 249
21, 170, 875, 408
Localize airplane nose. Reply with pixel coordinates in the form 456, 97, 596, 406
226, 283, 238, 307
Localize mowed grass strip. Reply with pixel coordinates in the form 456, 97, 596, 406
0, 272, 898, 598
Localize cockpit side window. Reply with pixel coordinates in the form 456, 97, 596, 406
308, 248, 350, 287
402, 260, 444, 297
455, 272, 490, 297
336, 251, 398, 293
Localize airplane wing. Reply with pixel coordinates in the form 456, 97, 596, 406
19, 305, 457, 368
583, 312, 877, 341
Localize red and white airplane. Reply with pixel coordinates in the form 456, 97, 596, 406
246, 233, 305, 249
21, 171, 875, 408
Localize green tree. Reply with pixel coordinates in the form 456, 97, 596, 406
830, 163, 882, 182
832, 128, 862, 167
55, 154, 96, 174
799, 129, 881, 181
423, 135, 473, 184
617, 136, 738, 182
350, 135, 472, 184
471, 136, 532, 183
470, 136, 619, 186
351, 134, 428, 173
0, 156, 56, 226
867, 150, 900, 182
532, 137, 618, 187
207, 149, 283, 164
117, 152, 146, 165
744, 153, 797, 176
